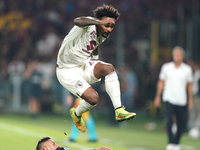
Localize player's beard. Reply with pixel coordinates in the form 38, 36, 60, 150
102, 32, 110, 38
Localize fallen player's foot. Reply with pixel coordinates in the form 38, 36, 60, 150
70, 108, 87, 132
115, 107, 136, 122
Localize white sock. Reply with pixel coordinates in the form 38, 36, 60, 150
105, 71, 122, 109
75, 100, 95, 117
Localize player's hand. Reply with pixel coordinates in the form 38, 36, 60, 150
99, 18, 115, 26
188, 98, 193, 110
154, 96, 161, 108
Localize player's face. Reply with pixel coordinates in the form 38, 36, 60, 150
173, 50, 184, 64
97, 16, 115, 38
44, 139, 61, 150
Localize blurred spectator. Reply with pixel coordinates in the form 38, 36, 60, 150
0, 59, 10, 112
8, 54, 26, 110
154, 46, 193, 150
24, 60, 42, 118
131, 35, 151, 63
188, 61, 200, 133
36, 58, 56, 112
37, 58, 55, 90
36, 26, 59, 57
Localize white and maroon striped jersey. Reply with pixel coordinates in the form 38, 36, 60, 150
57, 17, 106, 69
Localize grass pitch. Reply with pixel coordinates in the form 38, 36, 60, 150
0, 112, 199, 150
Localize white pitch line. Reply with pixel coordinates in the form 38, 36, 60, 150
0, 122, 196, 150
181, 144, 197, 150
0, 122, 91, 149
0, 122, 50, 138
99, 138, 198, 150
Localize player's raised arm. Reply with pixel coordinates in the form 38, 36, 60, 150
74, 17, 100, 27
74, 17, 115, 28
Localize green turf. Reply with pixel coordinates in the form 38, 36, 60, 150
0, 113, 199, 150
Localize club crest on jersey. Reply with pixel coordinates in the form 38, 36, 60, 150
75, 80, 83, 88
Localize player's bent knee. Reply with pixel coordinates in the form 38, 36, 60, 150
94, 62, 115, 78
106, 64, 115, 73
81, 88, 99, 105
102, 64, 115, 75
88, 92, 99, 105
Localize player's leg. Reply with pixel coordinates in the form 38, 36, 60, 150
165, 102, 176, 150
56, 67, 97, 132
93, 62, 136, 122
72, 60, 104, 119
174, 105, 187, 146
75, 87, 99, 116
69, 88, 98, 132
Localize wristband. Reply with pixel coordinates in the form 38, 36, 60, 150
92, 55, 99, 60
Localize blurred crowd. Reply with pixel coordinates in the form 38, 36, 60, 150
0, 0, 199, 120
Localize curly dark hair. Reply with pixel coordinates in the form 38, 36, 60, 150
93, 4, 120, 20
36, 137, 51, 150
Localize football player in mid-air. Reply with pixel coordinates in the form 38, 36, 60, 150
56, 4, 136, 132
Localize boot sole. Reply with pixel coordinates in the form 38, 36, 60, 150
116, 114, 136, 122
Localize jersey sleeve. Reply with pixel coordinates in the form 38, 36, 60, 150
187, 66, 193, 83
159, 64, 166, 80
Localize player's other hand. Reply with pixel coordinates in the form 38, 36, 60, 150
188, 98, 193, 110
154, 96, 161, 108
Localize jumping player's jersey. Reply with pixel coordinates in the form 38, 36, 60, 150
57, 17, 106, 69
